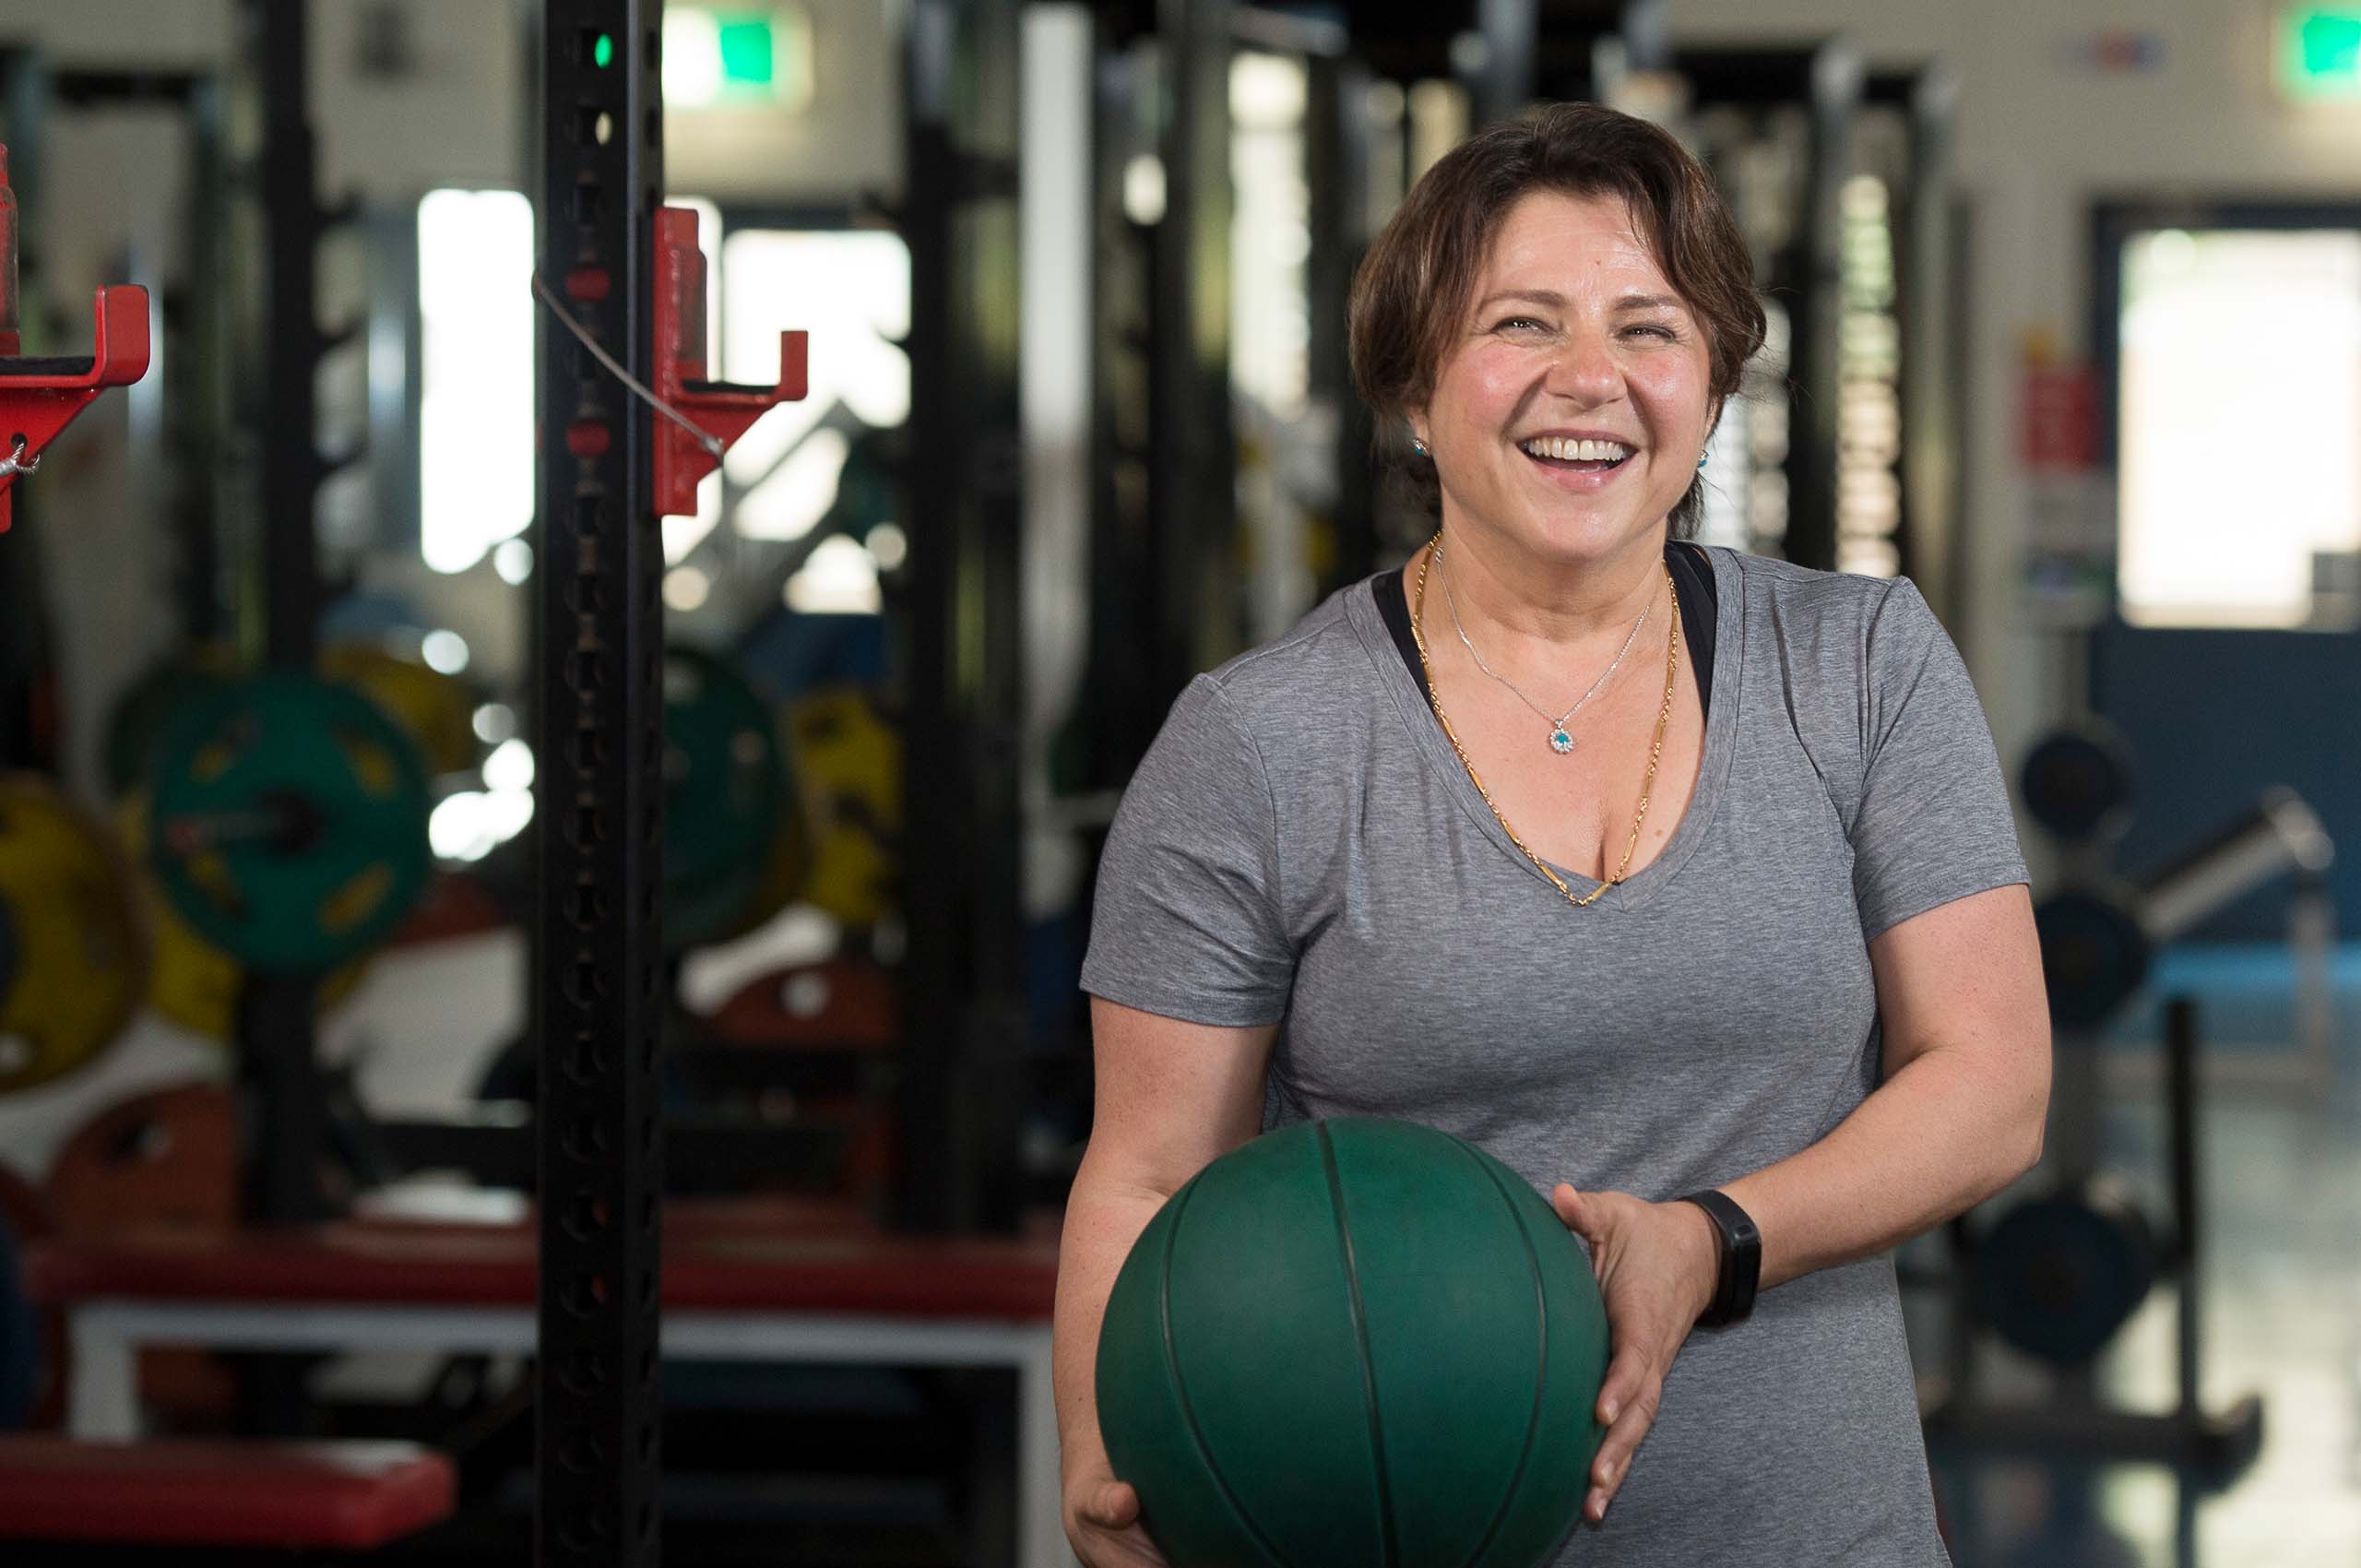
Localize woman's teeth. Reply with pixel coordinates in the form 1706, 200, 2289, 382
1519, 436, 1632, 467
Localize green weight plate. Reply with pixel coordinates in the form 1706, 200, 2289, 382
665, 647, 790, 951
148, 674, 433, 973
104, 657, 232, 798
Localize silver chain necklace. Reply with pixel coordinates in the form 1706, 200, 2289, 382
1433, 542, 1655, 755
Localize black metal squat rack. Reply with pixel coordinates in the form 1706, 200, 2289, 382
532, 5, 667, 1564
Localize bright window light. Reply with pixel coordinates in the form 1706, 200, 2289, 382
665, 9, 726, 105
1230, 53, 1311, 416
719, 230, 910, 496
419, 189, 535, 574
2118, 228, 2361, 627
784, 533, 882, 613
737, 426, 849, 541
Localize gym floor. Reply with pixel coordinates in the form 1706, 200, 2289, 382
1928, 943, 2361, 1568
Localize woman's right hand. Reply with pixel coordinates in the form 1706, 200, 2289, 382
1064, 1469, 1171, 1568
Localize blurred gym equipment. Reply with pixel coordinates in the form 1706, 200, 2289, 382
0, 774, 148, 1097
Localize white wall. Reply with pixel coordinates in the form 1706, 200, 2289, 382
1668, 0, 2361, 766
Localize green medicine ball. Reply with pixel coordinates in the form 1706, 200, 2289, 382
1096, 1117, 1609, 1568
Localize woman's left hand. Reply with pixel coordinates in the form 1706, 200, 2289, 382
1549, 1185, 1722, 1526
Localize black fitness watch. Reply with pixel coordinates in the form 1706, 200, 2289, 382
1680, 1190, 1761, 1328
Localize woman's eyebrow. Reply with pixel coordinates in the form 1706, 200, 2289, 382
1472, 289, 1686, 313
1474, 289, 1567, 312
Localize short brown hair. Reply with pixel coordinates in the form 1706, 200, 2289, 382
1348, 101, 1765, 539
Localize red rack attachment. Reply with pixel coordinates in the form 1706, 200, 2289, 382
0, 285, 152, 533
650, 206, 807, 519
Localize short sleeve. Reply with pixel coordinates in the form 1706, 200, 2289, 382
1850, 579, 2029, 939
1080, 674, 1296, 1026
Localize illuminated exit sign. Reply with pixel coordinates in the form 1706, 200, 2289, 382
664, 6, 815, 111
2279, 6, 2361, 100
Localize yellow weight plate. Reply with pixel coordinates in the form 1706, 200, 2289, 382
320, 644, 479, 777
116, 792, 367, 1043
0, 776, 148, 1096
786, 687, 900, 930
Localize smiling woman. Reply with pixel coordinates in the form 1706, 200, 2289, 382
1349, 102, 1765, 541
1058, 101, 2049, 1568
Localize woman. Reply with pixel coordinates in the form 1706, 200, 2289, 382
1055, 101, 2049, 1568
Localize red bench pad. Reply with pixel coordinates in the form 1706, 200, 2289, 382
0, 1435, 455, 1548
29, 1220, 1061, 1320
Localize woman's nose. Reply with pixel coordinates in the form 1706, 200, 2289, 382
1545, 328, 1621, 402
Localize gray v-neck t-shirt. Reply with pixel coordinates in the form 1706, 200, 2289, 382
1081, 545, 2026, 1567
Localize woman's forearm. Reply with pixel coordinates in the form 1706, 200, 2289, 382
1051, 1158, 1176, 1485
1721, 1038, 2047, 1292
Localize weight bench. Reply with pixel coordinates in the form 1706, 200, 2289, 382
25, 1210, 1071, 1567
0, 1433, 455, 1550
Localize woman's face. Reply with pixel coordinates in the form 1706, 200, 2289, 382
1412, 189, 1714, 571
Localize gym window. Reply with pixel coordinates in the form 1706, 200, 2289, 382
2104, 212, 2361, 629
417, 188, 535, 575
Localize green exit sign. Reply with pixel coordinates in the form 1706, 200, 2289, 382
664, 5, 814, 111
717, 16, 775, 88
2280, 6, 2361, 100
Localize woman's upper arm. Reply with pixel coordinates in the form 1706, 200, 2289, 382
1867, 883, 2050, 1095
1082, 996, 1278, 1200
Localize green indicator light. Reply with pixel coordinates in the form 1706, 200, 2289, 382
718, 18, 774, 87
593, 31, 614, 68
2282, 6, 2361, 98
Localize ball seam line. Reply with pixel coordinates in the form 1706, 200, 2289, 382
1318, 1120, 1403, 1568
1157, 1172, 1299, 1568
1452, 1142, 1555, 1568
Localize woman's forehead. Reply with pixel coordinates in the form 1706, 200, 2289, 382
1478, 190, 1672, 292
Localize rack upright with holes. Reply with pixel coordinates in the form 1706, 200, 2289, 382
533, 6, 666, 1566
237, 0, 353, 1240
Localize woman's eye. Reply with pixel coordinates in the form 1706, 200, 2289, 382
1624, 323, 1677, 341
1495, 315, 1548, 333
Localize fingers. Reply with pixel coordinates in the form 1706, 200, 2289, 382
1584, 1343, 1665, 1524
1068, 1479, 1172, 1568
1082, 1479, 1139, 1528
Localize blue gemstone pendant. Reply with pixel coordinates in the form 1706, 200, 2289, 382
1548, 728, 1574, 754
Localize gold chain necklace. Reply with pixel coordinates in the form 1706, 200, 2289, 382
1408, 535, 1680, 909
